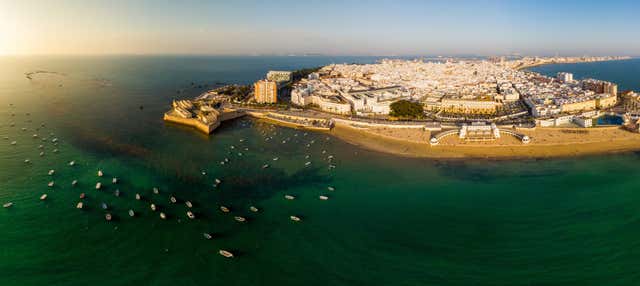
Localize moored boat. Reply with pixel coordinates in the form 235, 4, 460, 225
159, 212, 167, 219
71, 180, 78, 186
319, 195, 329, 200
112, 177, 118, 184
135, 193, 141, 200
79, 193, 85, 199
95, 182, 101, 190
284, 195, 295, 200
128, 209, 135, 217
234, 216, 246, 222
153, 187, 159, 194
105, 213, 112, 221
76, 202, 83, 209
48, 169, 55, 175
203, 233, 212, 240
114, 189, 120, 197
48, 181, 54, 187
220, 206, 230, 213
327, 186, 335, 191
290, 215, 301, 222
150, 203, 157, 211
262, 164, 269, 169
185, 201, 193, 208
40, 194, 47, 200
187, 211, 195, 219
249, 206, 258, 212
3, 202, 13, 208
68, 161, 75, 166
97, 170, 103, 177
170, 196, 177, 203
218, 250, 234, 258
101, 202, 108, 210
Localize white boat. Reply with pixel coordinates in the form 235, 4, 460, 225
273, 157, 279, 161
219, 206, 230, 213
319, 195, 329, 200
327, 186, 335, 191
185, 201, 193, 208
170, 196, 177, 203
97, 170, 103, 177
95, 182, 101, 190
234, 216, 246, 222
48, 181, 54, 187
38, 145, 43, 149
249, 206, 259, 212
153, 187, 159, 194
150, 204, 157, 211
53, 149, 58, 153
112, 177, 118, 184
79, 193, 85, 199
71, 180, 78, 186
3, 202, 13, 208
114, 189, 120, 197
290, 216, 301, 222
48, 169, 55, 175
68, 161, 75, 166
135, 193, 141, 200
159, 212, 167, 219
262, 164, 269, 169
128, 209, 135, 217
40, 194, 47, 200
101, 202, 108, 210
305, 161, 311, 166
219, 250, 234, 258
39, 152, 44, 157
203, 233, 212, 240
187, 211, 195, 219
25, 159, 31, 164
284, 195, 295, 200
105, 213, 112, 221
215, 178, 221, 184
10, 141, 16, 145
76, 202, 83, 209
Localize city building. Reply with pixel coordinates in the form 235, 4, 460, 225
556, 72, 573, 83
254, 80, 278, 103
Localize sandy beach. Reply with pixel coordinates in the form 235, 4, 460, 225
329, 122, 640, 159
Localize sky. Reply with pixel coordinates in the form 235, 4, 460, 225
1, 0, 639, 56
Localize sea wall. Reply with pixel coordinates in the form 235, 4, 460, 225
163, 113, 219, 134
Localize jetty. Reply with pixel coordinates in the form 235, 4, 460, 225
163, 99, 245, 134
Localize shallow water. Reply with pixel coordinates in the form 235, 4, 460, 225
1, 56, 640, 286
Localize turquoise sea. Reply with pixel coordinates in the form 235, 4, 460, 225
1, 56, 640, 286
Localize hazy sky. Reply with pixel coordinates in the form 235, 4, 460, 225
1, 0, 639, 56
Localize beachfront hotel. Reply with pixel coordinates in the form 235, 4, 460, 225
254, 80, 278, 103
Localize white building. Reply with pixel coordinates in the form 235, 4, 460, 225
557, 72, 574, 83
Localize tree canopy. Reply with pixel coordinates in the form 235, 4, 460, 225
389, 100, 424, 118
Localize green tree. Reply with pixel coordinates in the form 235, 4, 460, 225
389, 100, 424, 118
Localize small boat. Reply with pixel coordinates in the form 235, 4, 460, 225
273, 157, 279, 161
105, 213, 112, 221
284, 195, 295, 200
170, 196, 177, 203
219, 250, 234, 258
150, 204, 157, 211
159, 212, 167, 219
95, 182, 101, 190
101, 203, 108, 210
112, 177, 118, 184
128, 209, 135, 217
327, 186, 335, 191
234, 216, 246, 222
135, 193, 141, 200
71, 180, 78, 186
48, 181, 54, 187
97, 170, 103, 177
153, 187, 159, 194
262, 164, 269, 169
219, 206, 230, 213
305, 161, 311, 166
68, 161, 75, 166
38, 145, 43, 149
48, 169, 55, 175
203, 233, 212, 240
290, 216, 301, 222
39, 152, 44, 157
40, 194, 47, 200
249, 206, 259, 212
185, 201, 193, 208
52, 138, 58, 143
10, 141, 16, 145
187, 211, 195, 219
76, 202, 83, 209
25, 159, 31, 164
215, 178, 221, 184
52, 149, 58, 153
3, 202, 13, 208
319, 195, 329, 200
79, 193, 85, 199
114, 189, 120, 197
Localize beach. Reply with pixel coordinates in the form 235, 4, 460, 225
330, 122, 640, 159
